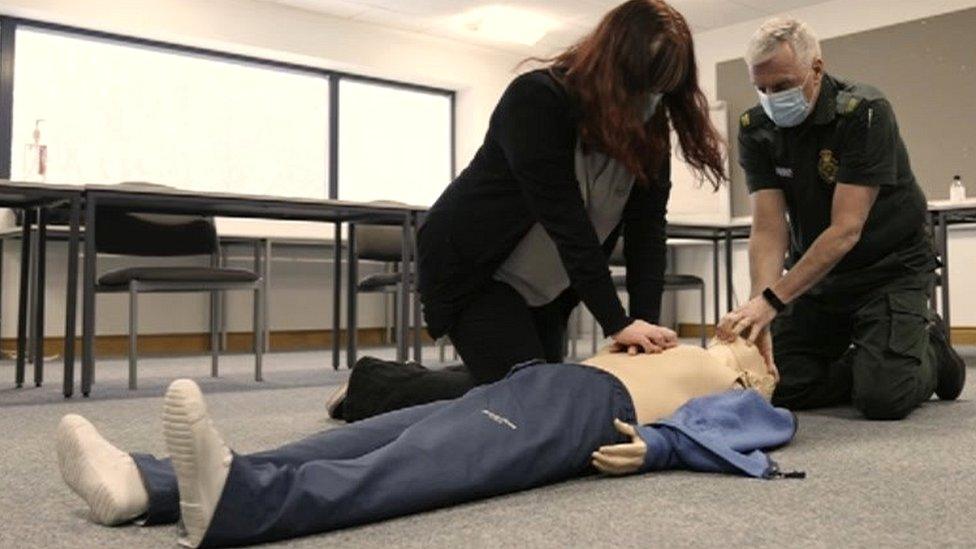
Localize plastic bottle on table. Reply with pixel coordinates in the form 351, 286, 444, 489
950, 175, 966, 202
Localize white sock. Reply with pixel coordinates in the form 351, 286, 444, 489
162, 379, 232, 548
56, 414, 150, 525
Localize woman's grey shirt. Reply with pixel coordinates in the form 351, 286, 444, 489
494, 141, 635, 306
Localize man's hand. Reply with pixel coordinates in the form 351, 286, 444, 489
717, 295, 778, 345
754, 327, 779, 381
591, 419, 647, 475
610, 320, 678, 355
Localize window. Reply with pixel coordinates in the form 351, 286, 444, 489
338, 79, 452, 206
11, 27, 330, 199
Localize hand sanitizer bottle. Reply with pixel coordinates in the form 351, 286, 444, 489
23, 119, 47, 182
950, 175, 966, 202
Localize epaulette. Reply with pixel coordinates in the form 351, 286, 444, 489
835, 91, 862, 116
739, 105, 769, 131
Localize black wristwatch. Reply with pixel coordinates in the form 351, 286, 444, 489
761, 287, 787, 313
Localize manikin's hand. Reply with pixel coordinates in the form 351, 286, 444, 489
611, 320, 678, 355
716, 296, 777, 346
591, 419, 647, 476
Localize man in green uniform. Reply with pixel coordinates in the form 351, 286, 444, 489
716, 17, 966, 420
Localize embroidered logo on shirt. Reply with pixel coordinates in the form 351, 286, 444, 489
818, 149, 838, 186
482, 409, 518, 430
775, 166, 793, 178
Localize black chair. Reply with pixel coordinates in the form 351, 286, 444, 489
94, 209, 264, 389
348, 224, 451, 367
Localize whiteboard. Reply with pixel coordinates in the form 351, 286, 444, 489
666, 102, 731, 224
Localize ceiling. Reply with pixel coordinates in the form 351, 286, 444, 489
260, 0, 834, 55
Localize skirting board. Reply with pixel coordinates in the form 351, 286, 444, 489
678, 324, 976, 345
0, 328, 439, 358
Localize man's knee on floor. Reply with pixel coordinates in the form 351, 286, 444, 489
850, 347, 928, 420
853, 388, 916, 420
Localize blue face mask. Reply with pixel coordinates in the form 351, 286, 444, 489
758, 73, 815, 128
643, 92, 663, 122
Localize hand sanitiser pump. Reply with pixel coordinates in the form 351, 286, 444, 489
24, 119, 47, 182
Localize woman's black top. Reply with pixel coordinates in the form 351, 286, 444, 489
418, 68, 671, 339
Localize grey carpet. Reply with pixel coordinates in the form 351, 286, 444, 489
2, 344, 974, 548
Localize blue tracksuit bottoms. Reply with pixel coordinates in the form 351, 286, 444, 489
131, 361, 636, 546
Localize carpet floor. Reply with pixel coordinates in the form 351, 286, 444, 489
1, 344, 973, 548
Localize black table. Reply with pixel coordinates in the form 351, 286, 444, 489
79, 185, 425, 396
666, 220, 752, 324
669, 203, 974, 338
0, 181, 83, 396
928, 200, 976, 342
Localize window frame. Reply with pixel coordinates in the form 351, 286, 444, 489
0, 15, 457, 199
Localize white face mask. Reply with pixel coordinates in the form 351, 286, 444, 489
757, 71, 815, 128
643, 92, 663, 122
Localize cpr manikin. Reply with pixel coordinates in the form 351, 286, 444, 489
56, 338, 793, 548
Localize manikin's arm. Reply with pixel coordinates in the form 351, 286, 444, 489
592, 390, 796, 477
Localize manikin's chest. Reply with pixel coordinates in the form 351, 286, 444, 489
585, 347, 740, 425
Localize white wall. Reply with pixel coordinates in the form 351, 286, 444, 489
0, 0, 524, 338
673, 0, 976, 328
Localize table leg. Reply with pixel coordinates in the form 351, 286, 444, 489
252, 241, 263, 381
210, 247, 220, 377
33, 207, 48, 387
220, 245, 228, 352
0, 236, 4, 364
63, 196, 81, 398
711, 238, 720, 325
397, 214, 412, 362
15, 210, 31, 388
411, 212, 422, 363
81, 196, 97, 397
724, 229, 734, 313
264, 239, 272, 353
27, 218, 37, 365
346, 224, 358, 369
331, 222, 342, 371
938, 211, 951, 342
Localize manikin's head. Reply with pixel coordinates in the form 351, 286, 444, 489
745, 17, 824, 128
706, 337, 776, 399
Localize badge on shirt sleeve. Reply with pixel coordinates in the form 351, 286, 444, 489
818, 149, 838, 186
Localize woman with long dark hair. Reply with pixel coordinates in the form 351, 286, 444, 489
331, 0, 727, 421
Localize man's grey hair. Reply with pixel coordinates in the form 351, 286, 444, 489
745, 17, 821, 67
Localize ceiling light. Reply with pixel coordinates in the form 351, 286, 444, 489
454, 5, 559, 46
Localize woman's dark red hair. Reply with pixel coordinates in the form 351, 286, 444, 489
536, 0, 726, 188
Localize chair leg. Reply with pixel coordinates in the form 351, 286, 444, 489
128, 282, 138, 390
254, 283, 264, 382
699, 284, 707, 348
210, 290, 219, 377
383, 264, 393, 345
